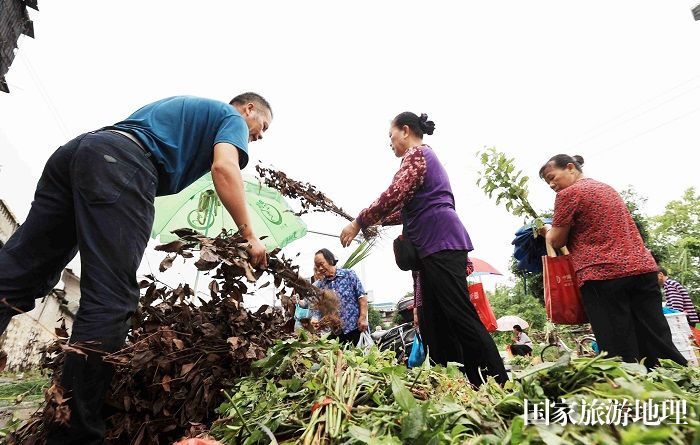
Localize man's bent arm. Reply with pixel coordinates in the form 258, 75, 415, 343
211, 143, 267, 267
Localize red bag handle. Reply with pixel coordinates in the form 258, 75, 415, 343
546, 241, 571, 257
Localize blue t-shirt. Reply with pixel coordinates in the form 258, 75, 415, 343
112, 96, 249, 196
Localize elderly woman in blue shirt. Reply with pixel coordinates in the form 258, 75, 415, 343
311, 248, 369, 345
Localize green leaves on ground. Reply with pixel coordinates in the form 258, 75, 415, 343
212, 338, 700, 445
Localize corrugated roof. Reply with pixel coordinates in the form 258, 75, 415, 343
0, 199, 20, 227
694, 3, 700, 21
0, 0, 39, 93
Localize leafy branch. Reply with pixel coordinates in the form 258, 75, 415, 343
255, 165, 379, 240
476, 147, 544, 232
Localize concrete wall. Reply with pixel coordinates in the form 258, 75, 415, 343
0, 270, 80, 371
0, 200, 81, 370
0, 200, 20, 246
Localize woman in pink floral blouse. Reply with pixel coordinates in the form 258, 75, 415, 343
340, 112, 507, 386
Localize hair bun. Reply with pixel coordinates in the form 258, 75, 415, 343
573, 155, 585, 167
418, 113, 436, 135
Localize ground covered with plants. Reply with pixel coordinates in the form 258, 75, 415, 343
205, 336, 700, 445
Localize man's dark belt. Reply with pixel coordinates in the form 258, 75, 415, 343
107, 129, 151, 158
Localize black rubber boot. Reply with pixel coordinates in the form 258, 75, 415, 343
46, 351, 116, 445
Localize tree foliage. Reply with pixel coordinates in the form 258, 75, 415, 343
476, 148, 544, 230
620, 186, 666, 263
650, 187, 700, 306
367, 305, 383, 330
392, 291, 414, 326
488, 283, 548, 332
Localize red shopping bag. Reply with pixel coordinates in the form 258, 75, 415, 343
691, 326, 700, 348
542, 245, 588, 324
468, 282, 498, 332
172, 439, 224, 445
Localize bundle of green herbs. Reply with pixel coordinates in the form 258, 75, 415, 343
211, 337, 700, 445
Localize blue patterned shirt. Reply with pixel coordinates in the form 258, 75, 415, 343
313, 268, 367, 334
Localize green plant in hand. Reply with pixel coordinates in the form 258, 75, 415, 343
341, 238, 376, 270
477, 147, 544, 233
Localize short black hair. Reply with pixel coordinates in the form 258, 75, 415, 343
658, 267, 668, 275
315, 248, 338, 266
513, 324, 523, 332
539, 154, 584, 180
230, 92, 273, 118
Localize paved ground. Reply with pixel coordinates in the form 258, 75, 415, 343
0, 400, 40, 428
0, 375, 44, 429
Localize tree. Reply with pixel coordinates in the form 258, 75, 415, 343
488, 283, 548, 331
651, 187, 700, 306
392, 291, 413, 326
620, 186, 666, 263
487, 281, 548, 349
367, 305, 383, 330
392, 311, 404, 326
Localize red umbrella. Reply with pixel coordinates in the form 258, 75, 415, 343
469, 257, 503, 277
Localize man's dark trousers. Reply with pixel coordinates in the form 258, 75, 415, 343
0, 130, 158, 444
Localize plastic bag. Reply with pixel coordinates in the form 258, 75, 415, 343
407, 332, 426, 368
356, 331, 374, 354
543, 245, 587, 324
692, 326, 700, 348
172, 439, 224, 445
468, 282, 498, 332
294, 304, 310, 321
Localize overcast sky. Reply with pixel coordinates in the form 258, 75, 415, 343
1, 1, 700, 305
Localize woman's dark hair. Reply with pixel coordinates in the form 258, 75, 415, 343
315, 248, 338, 266
513, 324, 523, 332
538, 154, 585, 179
393, 112, 435, 138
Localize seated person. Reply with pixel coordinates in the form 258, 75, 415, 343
292, 291, 310, 332
510, 324, 533, 356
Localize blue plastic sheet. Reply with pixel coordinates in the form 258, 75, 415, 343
512, 218, 552, 273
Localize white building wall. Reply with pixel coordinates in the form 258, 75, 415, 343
0, 200, 81, 371
0, 270, 80, 371
0, 199, 19, 245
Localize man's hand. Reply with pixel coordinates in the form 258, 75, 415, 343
340, 220, 361, 247
413, 307, 419, 329
247, 236, 268, 269
211, 143, 269, 266
358, 316, 369, 332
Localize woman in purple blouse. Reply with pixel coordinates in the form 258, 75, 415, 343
340, 112, 507, 386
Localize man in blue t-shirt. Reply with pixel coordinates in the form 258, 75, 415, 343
0, 92, 272, 444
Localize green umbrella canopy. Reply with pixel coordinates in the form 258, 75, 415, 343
151, 173, 307, 251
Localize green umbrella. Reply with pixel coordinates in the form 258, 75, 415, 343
151, 173, 307, 251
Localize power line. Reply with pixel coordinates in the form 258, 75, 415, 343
566, 82, 700, 150
564, 74, 700, 151
19, 52, 70, 138
588, 105, 700, 157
